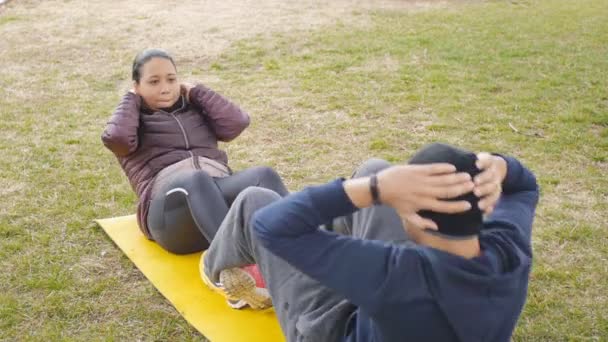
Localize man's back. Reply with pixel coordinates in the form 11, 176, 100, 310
356, 230, 531, 341
254, 154, 538, 341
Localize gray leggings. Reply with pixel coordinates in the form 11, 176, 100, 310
147, 166, 289, 254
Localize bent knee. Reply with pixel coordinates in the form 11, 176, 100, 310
352, 158, 391, 178
239, 186, 281, 204
251, 166, 281, 183
250, 166, 287, 195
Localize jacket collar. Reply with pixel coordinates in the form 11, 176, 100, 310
141, 95, 187, 115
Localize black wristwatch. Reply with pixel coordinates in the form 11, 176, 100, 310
370, 174, 381, 205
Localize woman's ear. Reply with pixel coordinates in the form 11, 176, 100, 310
132, 81, 140, 94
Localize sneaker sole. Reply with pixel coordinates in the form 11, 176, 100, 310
199, 252, 248, 309
220, 268, 273, 310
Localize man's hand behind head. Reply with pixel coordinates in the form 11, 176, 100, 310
474, 153, 508, 215
377, 164, 474, 230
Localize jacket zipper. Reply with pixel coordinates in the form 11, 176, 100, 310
164, 97, 201, 170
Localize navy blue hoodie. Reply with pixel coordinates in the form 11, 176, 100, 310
253, 156, 538, 341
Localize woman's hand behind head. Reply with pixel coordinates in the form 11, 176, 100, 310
180, 82, 195, 103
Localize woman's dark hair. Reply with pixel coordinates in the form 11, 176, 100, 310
132, 48, 177, 83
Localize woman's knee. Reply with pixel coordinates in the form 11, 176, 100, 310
250, 166, 280, 182
352, 158, 391, 178
250, 166, 287, 194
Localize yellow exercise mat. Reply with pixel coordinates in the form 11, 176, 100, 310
96, 215, 284, 342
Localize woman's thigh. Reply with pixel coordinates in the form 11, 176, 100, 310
216, 166, 288, 205
147, 169, 226, 254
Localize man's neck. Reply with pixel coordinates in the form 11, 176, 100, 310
420, 233, 481, 259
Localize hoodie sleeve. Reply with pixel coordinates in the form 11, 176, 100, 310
253, 179, 424, 315
101, 92, 141, 157
188, 84, 250, 142
484, 156, 540, 249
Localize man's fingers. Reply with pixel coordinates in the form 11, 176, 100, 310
415, 163, 457, 175
404, 213, 438, 230
426, 172, 472, 186
473, 181, 498, 198
421, 199, 472, 214
428, 181, 475, 199
475, 152, 492, 170
474, 167, 497, 185
479, 191, 501, 211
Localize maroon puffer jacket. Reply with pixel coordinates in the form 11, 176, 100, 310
101, 84, 250, 238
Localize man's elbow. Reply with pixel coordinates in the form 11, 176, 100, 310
531, 187, 540, 207
529, 173, 540, 205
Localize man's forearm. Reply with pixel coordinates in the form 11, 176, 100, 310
343, 176, 374, 209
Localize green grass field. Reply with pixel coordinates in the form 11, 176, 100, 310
1, 0, 607, 340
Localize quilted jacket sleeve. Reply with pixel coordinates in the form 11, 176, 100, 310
101, 92, 141, 157
188, 84, 250, 142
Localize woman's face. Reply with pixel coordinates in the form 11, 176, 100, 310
134, 57, 180, 110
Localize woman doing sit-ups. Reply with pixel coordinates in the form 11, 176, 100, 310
102, 48, 288, 255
